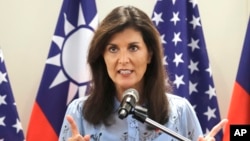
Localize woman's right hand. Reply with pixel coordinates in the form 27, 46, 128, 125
66, 115, 90, 141
198, 119, 228, 141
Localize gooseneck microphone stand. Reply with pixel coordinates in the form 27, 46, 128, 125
131, 106, 191, 141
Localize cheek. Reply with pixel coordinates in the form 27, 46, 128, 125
136, 59, 149, 75
104, 57, 116, 75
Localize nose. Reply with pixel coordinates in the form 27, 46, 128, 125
118, 51, 129, 64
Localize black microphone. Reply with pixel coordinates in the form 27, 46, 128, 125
118, 88, 139, 119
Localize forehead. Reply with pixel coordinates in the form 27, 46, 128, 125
108, 27, 143, 42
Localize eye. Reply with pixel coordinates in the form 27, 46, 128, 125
107, 45, 118, 53
129, 45, 139, 52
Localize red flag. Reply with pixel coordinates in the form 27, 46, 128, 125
26, 0, 98, 140
222, 17, 250, 141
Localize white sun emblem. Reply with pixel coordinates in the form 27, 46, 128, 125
46, 4, 98, 104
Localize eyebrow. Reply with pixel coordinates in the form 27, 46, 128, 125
129, 42, 140, 45
107, 41, 140, 46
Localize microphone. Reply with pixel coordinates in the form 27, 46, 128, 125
118, 88, 139, 119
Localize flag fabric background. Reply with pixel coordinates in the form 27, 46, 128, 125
0, 49, 25, 140
222, 17, 250, 141
151, 0, 222, 140
26, 0, 98, 140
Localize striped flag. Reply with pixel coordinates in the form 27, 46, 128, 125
222, 17, 250, 141
26, 0, 98, 140
0, 49, 25, 140
151, 0, 223, 140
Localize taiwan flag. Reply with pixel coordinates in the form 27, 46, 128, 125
151, 0, 223, 140
222, 17, 250, 141
26, 0, 98, 140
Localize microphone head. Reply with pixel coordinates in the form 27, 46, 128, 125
122, 88, 139, 102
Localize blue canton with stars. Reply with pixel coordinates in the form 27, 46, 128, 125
0, 49, 25, 140
151, 0, 223, 140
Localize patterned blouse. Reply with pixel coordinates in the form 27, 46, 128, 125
59, 94, 203, 141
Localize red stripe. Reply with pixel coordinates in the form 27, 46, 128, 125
26, 102, 58, 141
223, 82, 250, 141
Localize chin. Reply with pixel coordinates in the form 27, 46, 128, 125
119, 84, 135, 89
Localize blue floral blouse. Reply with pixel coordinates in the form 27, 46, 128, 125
59, 94, 203, 141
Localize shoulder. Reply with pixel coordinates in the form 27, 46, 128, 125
166, 93, 191, 107
66, 95, 89, 115
166, 93, 196, 119
59, 96, 89, 140
165, 94, 203, 139
71, 95, 88, 104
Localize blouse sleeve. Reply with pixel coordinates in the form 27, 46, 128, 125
58, 97, 86, 141
167, 94, 203, 141
182, 97, 204, 140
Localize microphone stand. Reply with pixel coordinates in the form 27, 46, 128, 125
131, 105, 191, 141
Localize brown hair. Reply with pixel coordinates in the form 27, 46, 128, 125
83, 5, 172, 126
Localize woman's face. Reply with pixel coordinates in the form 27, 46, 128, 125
103, 27, 152, 96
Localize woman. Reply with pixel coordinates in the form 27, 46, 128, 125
59, 5, 227, 141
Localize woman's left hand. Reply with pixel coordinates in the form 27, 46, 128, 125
198, 119, 228, 141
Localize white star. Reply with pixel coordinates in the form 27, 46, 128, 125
188, 60, 199, 74
172, 0, 177, 5
189, 15, 201, 29
206, 65, 213, 77
0, 71, 7, 84
189, 81, 198, 95
204, 128, 210, 136
163, 55, 168, 65
152, 12, 164, 26
189, 0, 198, 8
12, 119, 23, 133
205, 85, 216, 99
172, 32, 182, 46
173, 53, 184, 67
204, 106, 217, 121
0, 95, 7, 106
173, 74, 185, 88
188, 38, 200, 52
160, 34, 167, 44
0, 116, 6, 126
192, 104, 197, 111
170, 12, 180, 25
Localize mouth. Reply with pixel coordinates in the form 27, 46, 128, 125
118, 69, 133, 75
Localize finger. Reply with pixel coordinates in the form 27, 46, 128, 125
83, 135, 91, 141
66, 115, 80, 136
68, 134, 83, 141
198, 135, 216, 141
197, 135, 204, 141
207, 118, 228, 137
68, 133, 90, 141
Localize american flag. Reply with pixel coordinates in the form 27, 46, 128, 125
151, 0, 223, 140
26, 0, 98, 140
0, 49, 25, 140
